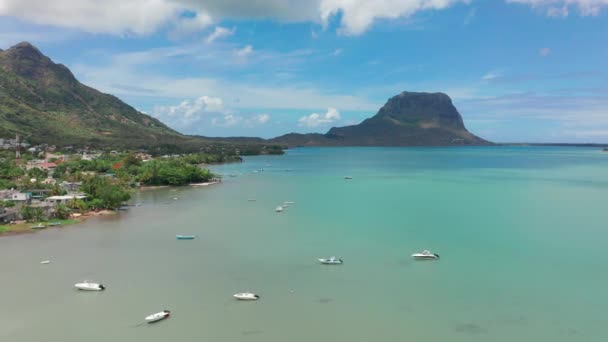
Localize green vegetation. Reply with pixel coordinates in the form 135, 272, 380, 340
0, 42, 286, 155
20, 205, 44, 222
0, 200, 15, 207
80, 176, 131, 209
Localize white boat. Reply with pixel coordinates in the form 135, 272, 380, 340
145, 310, 171, 323
275, 206, 284, 212
411, 250, 440, 260
233, 292, 260, 300
74, 281, 105, 291
284, 201, 295, 205
318, 256, 343, 265
40, 260, 50, 264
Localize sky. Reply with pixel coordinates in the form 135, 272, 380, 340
1, 0, 607, 143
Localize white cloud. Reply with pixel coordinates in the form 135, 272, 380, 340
0, 0, 195, 35
0, 0, 469, 36
507, 0, 608, 17
152, 95, 225, 129
205, 26, 235, 43
151, 95, 274, 132
330, 48, 342, 56
319, 0, 467, 35
463, 7, 477, 25
255, 113, 271, 124
482, 70, 502, 81
298, 107, 341, 127
547, 5, 569, 16
539, 47, 551, 56
235, 45, 254, 57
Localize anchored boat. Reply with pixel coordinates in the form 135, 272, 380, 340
318, 256, 343, 265
145, 310, 171, 323
176, 235, 196, 240
233, 292, 260, 300
411, 250, 440, 260
74, 281, 105, 291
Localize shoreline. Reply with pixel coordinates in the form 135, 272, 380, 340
1, 182, 221, 237
139, 180, 220, 191
0, 210, 116, 237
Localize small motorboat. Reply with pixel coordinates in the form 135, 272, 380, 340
344, 176, 353, 180
176, 235, 196, 240
173, 197, 179, 200
318, 256, 343, 265
411, 250, 440, 260
31, 224, 47, 229
233, 292, 260, 300
48, 222, 62, 227
275, 206, 284, 212
74, 281, 105, 291
247, 198, 257, 202
284, 201, 295, 205
145, 310, 171, 323
40, 260, 51, 264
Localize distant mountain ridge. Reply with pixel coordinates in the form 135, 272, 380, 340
0, 42, 489, 150
270, 92, 489, 146
0, 42, 185, 148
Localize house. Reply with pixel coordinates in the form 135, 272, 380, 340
0, 190, 18, 200
29, 189, 52, 200
10, 192, 32, 203
45, 194, 87, 204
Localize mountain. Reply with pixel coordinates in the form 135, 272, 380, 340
271, 92, 490, 146
0, 42, 188, 149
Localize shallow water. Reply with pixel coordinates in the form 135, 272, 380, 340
1, 146, 607, 341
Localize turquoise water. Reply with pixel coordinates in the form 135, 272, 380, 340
1, 147, 607, 341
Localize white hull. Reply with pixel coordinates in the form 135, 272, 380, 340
74, 282, 105, 291
233, 293, 260, 300
275, 206, 284, 212
412, 255, 439, 260
145, 311, 170, 323
318, 258, 343, 265
411, 250, 440, 260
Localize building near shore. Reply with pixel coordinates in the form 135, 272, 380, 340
45, 194, 87, 204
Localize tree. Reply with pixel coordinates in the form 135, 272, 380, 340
53, 204, 71, 219
27, 167, 47, 180
20, 205, 33, 221
88, 198, 105, 210
67, 199, 89, 212
21, 205, 45, 222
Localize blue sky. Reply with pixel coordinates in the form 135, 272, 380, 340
1, 0, 607, 142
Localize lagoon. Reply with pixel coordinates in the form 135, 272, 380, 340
1, 146, 607, 341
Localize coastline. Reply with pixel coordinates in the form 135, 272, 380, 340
139, 180, 220, 191
1, 181, 222, 237
0, 210, 116, 237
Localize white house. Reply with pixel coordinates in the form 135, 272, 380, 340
45, 194, 87, 204
10, 192, 32, 202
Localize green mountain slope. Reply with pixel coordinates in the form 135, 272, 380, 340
0, 42, 184, 148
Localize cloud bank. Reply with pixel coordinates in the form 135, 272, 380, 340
298, 107, 341, 127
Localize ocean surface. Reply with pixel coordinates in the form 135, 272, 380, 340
1, 146, 607, 342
